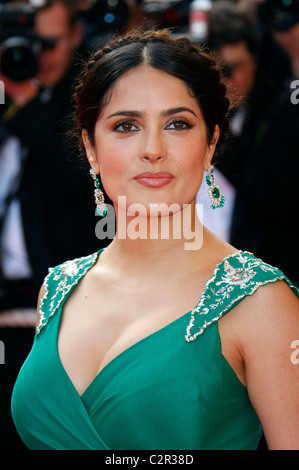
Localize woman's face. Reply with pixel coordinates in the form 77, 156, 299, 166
83, 65, 219, 214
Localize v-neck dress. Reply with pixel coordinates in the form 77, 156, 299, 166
11, 250, 299, 450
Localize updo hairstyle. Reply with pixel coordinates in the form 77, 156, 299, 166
73, 28, 230, 163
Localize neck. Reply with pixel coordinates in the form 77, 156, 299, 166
103, 201, 206, 271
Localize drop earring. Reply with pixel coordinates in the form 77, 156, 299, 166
206, 166, 225, 209
90, 169, 107, 216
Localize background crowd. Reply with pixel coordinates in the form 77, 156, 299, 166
0, 0, 298, 450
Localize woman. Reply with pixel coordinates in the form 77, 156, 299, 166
11, 29, 299, 450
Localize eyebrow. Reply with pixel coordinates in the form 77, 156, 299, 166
107, 107, 198, 119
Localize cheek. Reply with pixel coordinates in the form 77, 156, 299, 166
176, 140, 207, 196
95, 132, 208, 204
96, 145, 129, 198
179, 138, 207, 172
233, 71, 247, 89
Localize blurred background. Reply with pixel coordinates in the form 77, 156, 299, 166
0, 0, 298, 450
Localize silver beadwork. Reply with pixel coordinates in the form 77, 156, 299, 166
35, 252, 99, 337
185, 251, 285, 342
35, 250, 289, 345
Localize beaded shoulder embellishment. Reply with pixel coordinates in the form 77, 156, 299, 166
185, 251, 286, 342
35, 251, 100, 337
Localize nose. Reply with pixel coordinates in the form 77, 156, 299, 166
139, 128, 167, 163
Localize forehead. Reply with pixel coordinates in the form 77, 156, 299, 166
34, 4, 71, 36
220, 42, 254, 63
100, 65, 201, 115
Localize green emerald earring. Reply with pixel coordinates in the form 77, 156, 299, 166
90, 169, 107, 217
206, 166, 225, 210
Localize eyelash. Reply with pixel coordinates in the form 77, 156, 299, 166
112, 118, 193, 133
112, 120, 139, 133
166, 118, 193, 130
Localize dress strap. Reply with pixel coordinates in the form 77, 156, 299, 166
185, 251, 299, 342
35, 251, 101, 338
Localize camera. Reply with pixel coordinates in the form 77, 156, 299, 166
0, 3, 56, 82
259, 0, 299, 31
79, 0, 130, 45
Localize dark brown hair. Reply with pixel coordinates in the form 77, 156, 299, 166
73, 28, 230, 163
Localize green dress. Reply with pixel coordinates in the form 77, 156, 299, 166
11, 250, 299, 450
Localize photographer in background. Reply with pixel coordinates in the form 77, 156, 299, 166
264, 0, 299, 78
77, 0, 144, 46
0, 0, 109, 449
229, 0, 299, 287
195, 2, 260, 243
0, 1, 94, 314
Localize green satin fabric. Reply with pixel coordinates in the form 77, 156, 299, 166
11, 250, 299, 450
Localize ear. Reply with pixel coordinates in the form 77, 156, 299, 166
204, 125, 220, 171
82, 129, 100, 174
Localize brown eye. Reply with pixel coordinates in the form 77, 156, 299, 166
166, 119, 192, 130
122, 123, 134, 132
174, 121, 186, 129
113, 120, 139, 133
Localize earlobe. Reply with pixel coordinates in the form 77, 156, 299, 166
204, 125, 220, 171
82, 129, 99, 172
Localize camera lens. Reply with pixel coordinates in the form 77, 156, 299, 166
0, 37, 39, 81
259, 0, 299, 31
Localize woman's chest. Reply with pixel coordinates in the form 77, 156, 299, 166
57, 275, 208, 396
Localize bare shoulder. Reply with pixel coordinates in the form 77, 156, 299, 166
231, 280, 299, 449
250, 277, 299, 307
224, 279, 299, 355
238, 279, 298, 332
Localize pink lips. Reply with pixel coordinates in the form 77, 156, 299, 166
133, 172, 174, 188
